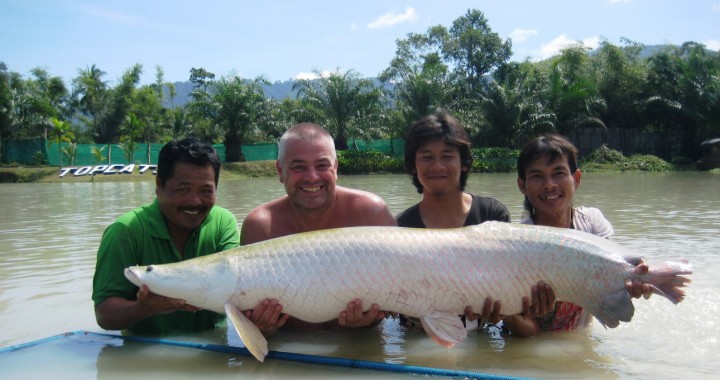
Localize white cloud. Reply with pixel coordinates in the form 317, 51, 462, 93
537, 34, 576, 59
706, 39, 720, 51
295, 72, 317, 80
367, 7, 418, 29
351, 22, 358, 31
582, 36, 601, 50
509, 28, 538, 43
713, 3, 720, 12
535, 34, 601, 60
294, 70, 333, 80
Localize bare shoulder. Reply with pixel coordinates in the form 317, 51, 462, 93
337, 186, 387, 207
336, 186, 396, 226
240, 197, 288, 245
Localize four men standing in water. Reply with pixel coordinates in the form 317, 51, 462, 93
92, 113, 650, 339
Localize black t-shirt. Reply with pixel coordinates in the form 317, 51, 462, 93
396, 193, 510, 227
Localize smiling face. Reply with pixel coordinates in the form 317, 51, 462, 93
414, 139, 467, 197
277, 135, 338, 212
156, 162, 217, 235
517, 153, 582, 221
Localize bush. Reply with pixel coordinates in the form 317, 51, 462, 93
471, 147, 519, 172
337, 150, 403, 175
581, 146, 672, 171
32, 151, 48, 165
626, 154, 674, 171
583, 145, 626, 164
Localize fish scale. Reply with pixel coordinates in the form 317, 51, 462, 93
125, 221, 692, 362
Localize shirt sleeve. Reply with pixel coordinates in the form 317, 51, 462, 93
213, 207, 240, 252
91, 222, 141, 306
573, 206, 614, 238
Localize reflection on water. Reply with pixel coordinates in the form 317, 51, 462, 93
1, 172, 719, 379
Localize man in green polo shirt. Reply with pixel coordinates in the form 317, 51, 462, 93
92, 138, 240, 334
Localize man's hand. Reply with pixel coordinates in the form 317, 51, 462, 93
626, 259, 652, 299
337, 299, 386, 328
500, 281, 556, 337
465, 297, 502, 325
524, 281, 556, 318
136, 285, 199, 314
243, 299, 290, 335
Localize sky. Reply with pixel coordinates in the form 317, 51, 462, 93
1, 0, 719, 86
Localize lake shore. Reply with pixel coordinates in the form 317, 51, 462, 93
0, 159, 711, 183
0, 161, 279, 183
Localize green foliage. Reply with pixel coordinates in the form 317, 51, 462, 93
32, 151, 47, 165
337, 150, 403, 175
188, 73, 268, 161
2, 8, 719, 164
581, 145, 672, 171
293, 69, 385, 150
583, 145, 627, 164
626, 154, 674, 171
90, 145, 107, 164
61, 143, 77, 166
471, 147, 519, 172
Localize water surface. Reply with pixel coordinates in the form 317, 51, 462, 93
0, 172, 718, 379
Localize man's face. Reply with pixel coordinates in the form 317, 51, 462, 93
156, 162, 217, 234
276, 136, 338, 212
414, 139, 466, 196
518, 154, 580, 218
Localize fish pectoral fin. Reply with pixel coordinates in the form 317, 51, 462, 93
589, 289, 634, 329
224, 303, 268, 362
419, 311, 467, 348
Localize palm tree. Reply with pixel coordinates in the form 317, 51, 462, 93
49, 117, 74, 168
545, 44, 607, 138
293, 69, 384, 150
167, 108, 192, 139
188, 74, 268, 161
73, 65, 107, 132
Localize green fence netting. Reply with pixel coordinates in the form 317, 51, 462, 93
241, 142, 278, 161
1, 138, 47, 165
347, 138, 404, 158
2, 139, 403, 166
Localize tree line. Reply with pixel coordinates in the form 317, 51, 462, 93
1, 9, 718, 164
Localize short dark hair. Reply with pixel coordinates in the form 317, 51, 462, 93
156, 138, 221, 187
404, 112, 473, 193
517, 134, 579, 215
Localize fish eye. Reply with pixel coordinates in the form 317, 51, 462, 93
146, 266, 153, 272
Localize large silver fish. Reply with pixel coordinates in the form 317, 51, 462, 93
124, 221, 692, 362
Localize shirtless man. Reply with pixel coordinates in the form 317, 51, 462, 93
240, 122, 397, 334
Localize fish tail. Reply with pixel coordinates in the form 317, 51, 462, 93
646, 260, 693, 304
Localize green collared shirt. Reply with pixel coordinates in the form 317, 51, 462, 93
92, 199, 240, 334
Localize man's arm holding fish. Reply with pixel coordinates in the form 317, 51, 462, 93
462, 265, 651, 338
95, 285, 200, 330
464, 281, 557, 337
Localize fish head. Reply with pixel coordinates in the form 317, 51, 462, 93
124, 258, 236, 313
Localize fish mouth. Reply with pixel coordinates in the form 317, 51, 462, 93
124, 267, 143, 287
